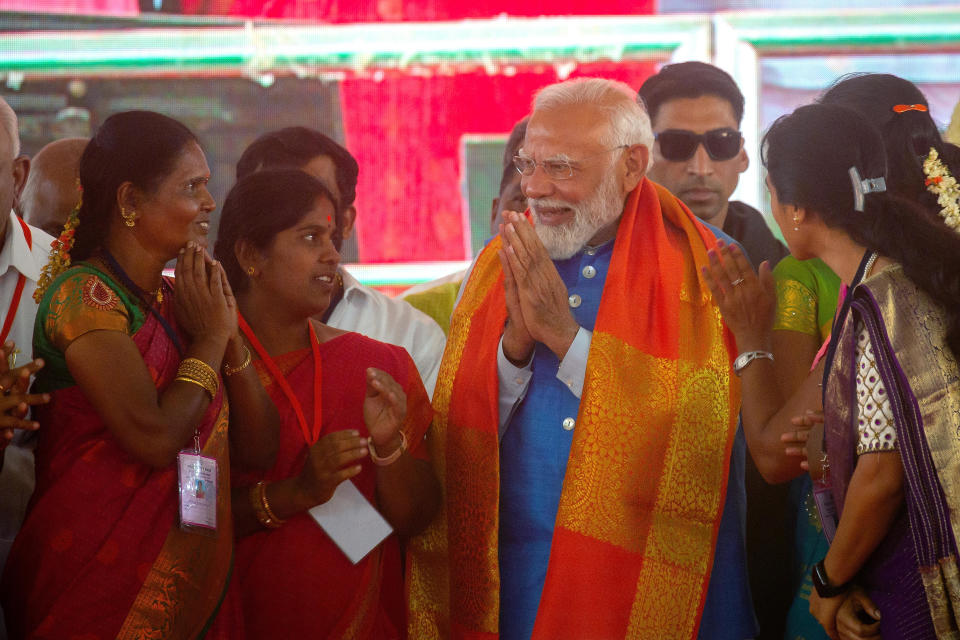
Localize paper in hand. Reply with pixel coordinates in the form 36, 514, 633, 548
308, 480, 393, 564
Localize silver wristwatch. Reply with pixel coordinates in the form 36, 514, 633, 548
733, 350, 774, 376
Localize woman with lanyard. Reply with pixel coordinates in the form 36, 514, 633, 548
1, 110, 278, 639
704, 102, 960, 640
775, 72, 960, 640
214, 169, 439, 639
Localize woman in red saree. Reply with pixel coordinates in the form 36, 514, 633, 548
213, 169, 439, 639
1, 111, 278, 639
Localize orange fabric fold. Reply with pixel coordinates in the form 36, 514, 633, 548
407, 178, 740, 640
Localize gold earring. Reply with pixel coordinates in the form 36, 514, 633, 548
120, 206, 137, 228
246, 266, 255, 276
793, 216, 800, 231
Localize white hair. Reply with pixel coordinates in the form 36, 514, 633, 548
0, 97, 19, 159
532, 77, 654, 152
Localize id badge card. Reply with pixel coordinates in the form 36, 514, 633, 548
812, 478, 837, 542
177, 450, 218, 533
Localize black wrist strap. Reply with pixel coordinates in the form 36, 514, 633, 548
812, 560, 850, 598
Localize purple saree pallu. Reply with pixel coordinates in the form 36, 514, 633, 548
824, 265, 960, 640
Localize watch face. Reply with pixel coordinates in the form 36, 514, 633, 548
734, 353, 751, 373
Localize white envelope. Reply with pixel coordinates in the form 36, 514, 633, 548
308, 480, 393, 564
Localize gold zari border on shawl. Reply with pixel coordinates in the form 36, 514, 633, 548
407, 242, 502, 639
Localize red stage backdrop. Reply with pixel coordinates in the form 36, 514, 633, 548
340, 62, 658, 262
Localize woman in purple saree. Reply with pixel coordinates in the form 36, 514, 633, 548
703, 102, 960, 640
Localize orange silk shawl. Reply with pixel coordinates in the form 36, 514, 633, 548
407, 179, 741, 639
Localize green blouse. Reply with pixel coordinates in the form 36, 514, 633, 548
33, 263, 146, 392
772, 256, 842, 342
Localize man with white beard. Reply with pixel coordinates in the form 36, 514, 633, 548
408, 78, 754, 639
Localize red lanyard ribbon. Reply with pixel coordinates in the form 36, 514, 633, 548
239, 315, 323, 446
0, 217, 33, 345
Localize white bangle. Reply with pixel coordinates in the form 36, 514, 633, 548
368, 432, 407, 466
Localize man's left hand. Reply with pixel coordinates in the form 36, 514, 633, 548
500, 211, 579, 361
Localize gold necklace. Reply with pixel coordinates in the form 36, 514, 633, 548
94, 254, 163, 306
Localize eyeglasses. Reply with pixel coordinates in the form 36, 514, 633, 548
513, 145, 630, 181
654, 128, 742, 162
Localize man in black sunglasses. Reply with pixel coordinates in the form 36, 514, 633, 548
639, 62, 788, 270
640, 62, 792, 640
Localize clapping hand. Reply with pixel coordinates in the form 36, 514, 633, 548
364, 367, 407, 455
702, 241, 777, 351
0, 343, 50, 446
296, 430, 368, 506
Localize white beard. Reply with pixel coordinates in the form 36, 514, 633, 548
529, 172, 624, 260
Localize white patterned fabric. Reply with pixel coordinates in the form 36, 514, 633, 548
856, 321, 898, 454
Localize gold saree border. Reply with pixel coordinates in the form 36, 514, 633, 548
117, 399, 233, 640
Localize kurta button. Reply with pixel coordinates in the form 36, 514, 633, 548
582, 265, 596, 279
568, 294, 582, 308
562, 417, 575, 431
584, 247, 597, 256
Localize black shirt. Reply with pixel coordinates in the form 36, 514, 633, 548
722, 200, 790, 269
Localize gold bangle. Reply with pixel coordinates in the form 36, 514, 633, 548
174, 376, 215, 401
259, 481, 286, 525
250, 481, 284, 529
176, 358, 219, 399
223, 345, 252, 377
178, 358, 218, 386
174, 369, 217, 400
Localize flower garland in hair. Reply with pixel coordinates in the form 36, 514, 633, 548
33, 182, 82, 302
923, 147, 960, 231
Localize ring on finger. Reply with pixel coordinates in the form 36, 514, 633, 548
731, 277, 745, 287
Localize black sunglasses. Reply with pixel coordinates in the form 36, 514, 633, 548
654, 128, 742, 162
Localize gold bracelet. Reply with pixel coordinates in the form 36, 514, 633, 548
174, 376, 215, 401
176, 358, 219, 399
259, 481, 286, 525
178, 357, 218, 387
250, 481, 284, 529
223, 345, 252, 377
174, 370, 217, 401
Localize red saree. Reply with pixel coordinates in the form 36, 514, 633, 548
232, 331, 433, 640
1, 271, 236, 640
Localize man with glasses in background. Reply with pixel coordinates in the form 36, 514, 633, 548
640, 62, 791, 640
408, 77, 754, 640
639, 62, 788, 268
